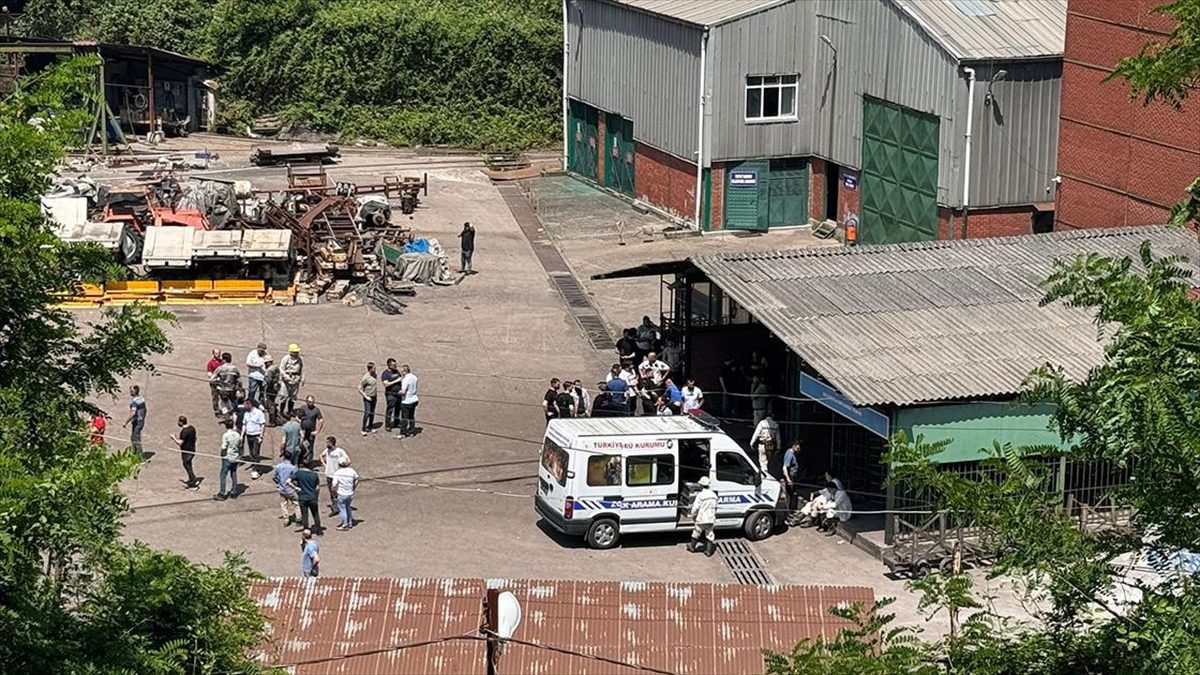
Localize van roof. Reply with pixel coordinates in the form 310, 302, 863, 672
546, 416, 712, 439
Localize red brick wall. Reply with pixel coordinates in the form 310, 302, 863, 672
1056, 0, 1200, 230
634, 142, 697, 222
597, 111, 607, 185
939, 208, 953, 240
809, 158, 827, 221
964, 206, 1035, 238
709, 163, 726, 231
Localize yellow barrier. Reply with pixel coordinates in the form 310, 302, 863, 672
56, 279, 288, 308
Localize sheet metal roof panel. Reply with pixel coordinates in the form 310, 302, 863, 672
608, 0, 792, 26
688, 227, 1195, 405
891, 0, 1066, 60
141, 227, 194, 268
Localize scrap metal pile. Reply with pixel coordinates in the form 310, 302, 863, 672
43, 160, 454, 310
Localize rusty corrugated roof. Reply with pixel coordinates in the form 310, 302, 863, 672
251, 577, 874, 675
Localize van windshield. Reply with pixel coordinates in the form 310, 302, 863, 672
540, 440, 568, 486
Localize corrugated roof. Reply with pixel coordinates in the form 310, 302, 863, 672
251, 577, 874, 674
891, 0, 1067, 60
606, 0, 791, 27
687, 226, 1200, 406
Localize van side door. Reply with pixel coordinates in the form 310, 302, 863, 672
620, 452, 679, 533
712, 448, 768, 525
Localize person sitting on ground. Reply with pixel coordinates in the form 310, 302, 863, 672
812, 481, 853, 533
793, 472, 843, 527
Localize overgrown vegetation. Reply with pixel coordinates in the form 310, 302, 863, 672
21, 0, 563, 148
0, 59, 268, 673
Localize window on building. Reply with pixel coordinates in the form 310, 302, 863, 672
745, 75, 798, 122
627, 454, 675, 486
586, 455, 622, 486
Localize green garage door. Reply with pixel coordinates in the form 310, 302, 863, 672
724, 160, 769, 231
768, 158, 808, 228
860, 97, 939, 244
604, 113, 635, 197
568, 99, 599, 181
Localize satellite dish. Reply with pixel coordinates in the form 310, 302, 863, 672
496, 591, 522, 640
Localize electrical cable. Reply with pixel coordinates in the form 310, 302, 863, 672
481, 630, 677, 675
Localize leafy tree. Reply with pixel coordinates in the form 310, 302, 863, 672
0, 59, 268, 674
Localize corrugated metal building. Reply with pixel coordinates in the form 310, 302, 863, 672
594, 225, 1200, 544
564, 0, 1065, 243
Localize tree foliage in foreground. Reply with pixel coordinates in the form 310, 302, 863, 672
0, 59, 268, 674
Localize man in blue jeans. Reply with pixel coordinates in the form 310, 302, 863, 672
332, 457, 359, 530
357, 362, 378, 436
123, 385, 147, 455
396, 365, 419, 438
215, 420, 241, 500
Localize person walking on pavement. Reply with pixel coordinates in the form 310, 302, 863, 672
245, 342, 269, 404
300, 529, 320, 577
215, 420, 241, 501
273, 450, 299, 527
290, 459, 323, 533
458, 221, 476, 274
320, 437, 348, 517
242, 398, 267, 466
358, 362, 379, 436
380, 358, 402, 432
396, 365, 419, 438
279, 343, 305, 418
688, 476, 718, 557
212, 352, 241, 417
333, 457, 359, 530
262, 356, 281, 425
751, 413, 780, 474
299, 396, 325, 464
280, 410, 302, 465
124, 385, 147, 455
170, 415, 200, 490
206, 348, 223, 417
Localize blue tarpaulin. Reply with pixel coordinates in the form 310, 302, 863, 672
404, 239, 431, 254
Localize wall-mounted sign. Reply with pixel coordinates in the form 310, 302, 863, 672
729, 170, 758, 188
843, 171, 859, 189
799, 372, 889, 439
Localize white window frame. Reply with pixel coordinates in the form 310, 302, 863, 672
744, 74, 799, 123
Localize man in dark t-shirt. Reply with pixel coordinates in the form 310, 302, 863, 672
289, 459, 324, 533
542, 378, 561, 422
171, 415, 199, 489
555, 381, 576, 419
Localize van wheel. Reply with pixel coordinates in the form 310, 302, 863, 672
744, 510, 774, 541
585, 518, 620, 549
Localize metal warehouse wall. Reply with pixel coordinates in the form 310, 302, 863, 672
567, 0, 701, 160
705, 0, 1061, 209
706, 0, 816, 162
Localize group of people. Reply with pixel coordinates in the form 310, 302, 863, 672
750, 415, 853, 532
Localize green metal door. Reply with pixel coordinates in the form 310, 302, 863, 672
860, 97, 939, 244
567, 99, 599, 182
604, 113, 635, 197
724, 160, 769, 231
768, 158, 809, 228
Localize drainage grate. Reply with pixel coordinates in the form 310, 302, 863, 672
717, 540, 776, 586
576, 314, 616, 351
550, 274, 593, 309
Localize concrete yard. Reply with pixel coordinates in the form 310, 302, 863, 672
94, 144, 1028, 634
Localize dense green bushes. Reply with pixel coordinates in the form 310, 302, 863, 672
24, 0, 563, 148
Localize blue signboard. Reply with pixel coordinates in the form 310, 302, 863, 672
799, 373, 890, 439
729, 170, 758, 188
843, 171, 859, 189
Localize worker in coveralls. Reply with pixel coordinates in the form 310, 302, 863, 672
688, 476, 718, 557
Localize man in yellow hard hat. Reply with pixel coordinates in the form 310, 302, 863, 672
279, 343, 304, 419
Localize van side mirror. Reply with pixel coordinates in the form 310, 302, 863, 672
752, 471, 763, 486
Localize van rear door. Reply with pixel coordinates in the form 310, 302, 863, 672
536, 437, 570, 518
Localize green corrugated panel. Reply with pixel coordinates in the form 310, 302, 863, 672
604, 113, 635, 197
768, 158, 808, 228
860, 97, 939, 245
568, 99, 598, 181
701, 168, 712, 231
724, 160, 769, 231
894, 402, 1068, 465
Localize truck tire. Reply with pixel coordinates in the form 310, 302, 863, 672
743, 510, 774, 541
585, 518, 620, 550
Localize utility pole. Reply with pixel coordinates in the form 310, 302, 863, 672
482, 588, 500, 675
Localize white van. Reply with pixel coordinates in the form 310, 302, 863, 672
534, 415, 784, 549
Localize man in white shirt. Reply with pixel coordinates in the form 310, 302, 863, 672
320, 436, 349, 517
245, 342, 269, 404
637, 352, 669, 414
618, 362, 639, 414
750, 414, 780, 473
681, 378, 704, 414
332, 457, 360, 530
397, 365, 419, 438
687, 476, 718, 557
814, 482, 853, 533
241, 398, 267, 465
